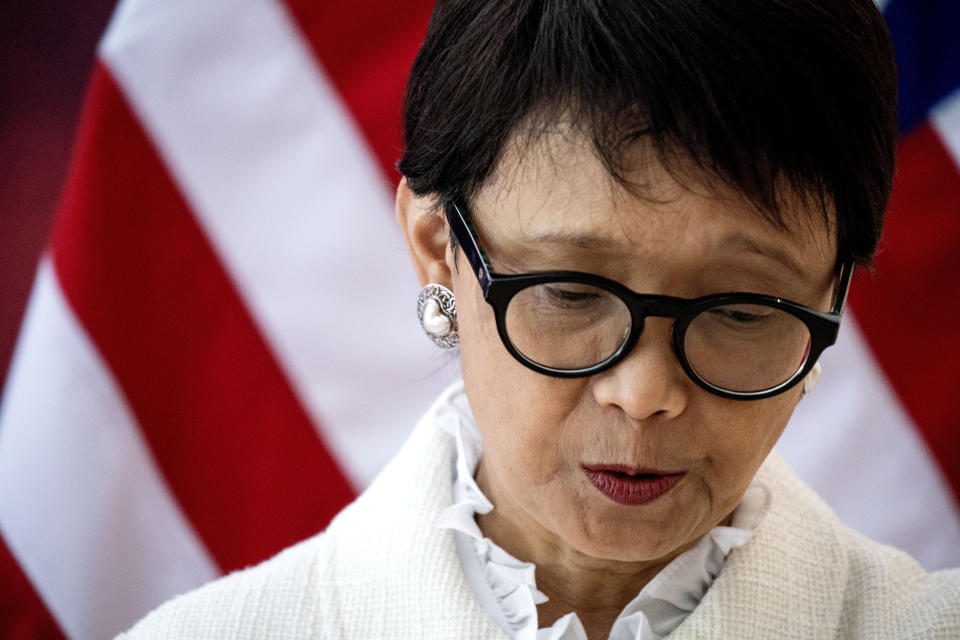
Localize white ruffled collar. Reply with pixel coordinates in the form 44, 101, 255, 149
435, 381, 770, 640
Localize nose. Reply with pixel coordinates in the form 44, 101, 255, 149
590, 318, 689, 421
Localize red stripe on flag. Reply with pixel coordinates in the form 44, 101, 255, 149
850, 122, 960, 504
280, 0, 435, 183
50, 64, 356, 571
0, 533, 66, 640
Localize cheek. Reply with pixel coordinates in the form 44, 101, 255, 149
454, 270, 587, 482
699, 394, 798, 506
455, 276, 504, 388
456, 274, 526, 428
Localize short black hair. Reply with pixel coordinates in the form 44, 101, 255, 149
398, 0, 898, 267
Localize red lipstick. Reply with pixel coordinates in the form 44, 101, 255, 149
582, 464, 685, 506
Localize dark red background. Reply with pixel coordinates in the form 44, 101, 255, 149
0, 1, 118, 389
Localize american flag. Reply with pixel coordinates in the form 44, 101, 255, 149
0, 1, 957, 638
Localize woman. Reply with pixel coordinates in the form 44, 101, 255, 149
120, 1, 960, 638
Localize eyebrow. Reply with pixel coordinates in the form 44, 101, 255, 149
515, 228, 811, 279
523, 227, 805, 261
519, 230, 621, 250
719, 233, 808, 279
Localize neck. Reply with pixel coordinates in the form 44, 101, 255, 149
532, 551, 666, 637
477, 504, 683, 637
474, 463, 706, 637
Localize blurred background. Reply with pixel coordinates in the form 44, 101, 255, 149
1, 1, 958, 638
0, 0, 117, 386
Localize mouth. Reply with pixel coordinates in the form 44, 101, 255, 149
581, 464, 686, 506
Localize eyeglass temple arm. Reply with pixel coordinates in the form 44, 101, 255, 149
446, 202, 493, 294
831, 259, 855, 315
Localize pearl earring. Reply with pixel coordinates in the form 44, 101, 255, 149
801, 361, 822, 397
417, 284, 459, 348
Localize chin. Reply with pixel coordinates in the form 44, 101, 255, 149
569, 513, 693, 563
577, 536, 681, 564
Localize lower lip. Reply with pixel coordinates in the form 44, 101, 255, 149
582, 468, 685, 506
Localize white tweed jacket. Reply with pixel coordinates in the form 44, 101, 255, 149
119, 392, 960, 639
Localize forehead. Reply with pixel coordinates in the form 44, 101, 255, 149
472, 128, 837, 289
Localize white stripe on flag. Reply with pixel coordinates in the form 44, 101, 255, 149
0, 260, 219, 640
931, 87, 960, 167
99, 0, 458, 490
780, 312, 960, 571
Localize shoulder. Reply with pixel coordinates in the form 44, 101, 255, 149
114, 416, 450, 640
117, 381, 502, 639
115, 534, 332, 639
830, 513, 960, 637
114, 418, 446, 640
702, 452, 960, 639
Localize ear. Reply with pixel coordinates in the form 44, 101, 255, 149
396, 178, 453, 287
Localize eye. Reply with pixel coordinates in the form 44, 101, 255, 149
714, 308, 768, 323
704, 304, 774, 328
542, 284, 603, 306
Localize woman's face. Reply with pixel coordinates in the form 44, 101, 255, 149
403, 132, 837, 565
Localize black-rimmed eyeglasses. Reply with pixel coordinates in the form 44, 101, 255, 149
445, 201, 852, 400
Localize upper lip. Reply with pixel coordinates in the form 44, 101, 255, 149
581, 463, 685, 476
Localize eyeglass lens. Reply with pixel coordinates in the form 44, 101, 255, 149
503, 282, 812, 393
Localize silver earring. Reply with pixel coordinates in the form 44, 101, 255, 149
801, 361, 822, 397
417, 284, 459, 348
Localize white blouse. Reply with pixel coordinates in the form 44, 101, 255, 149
435, 385, 770, 640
